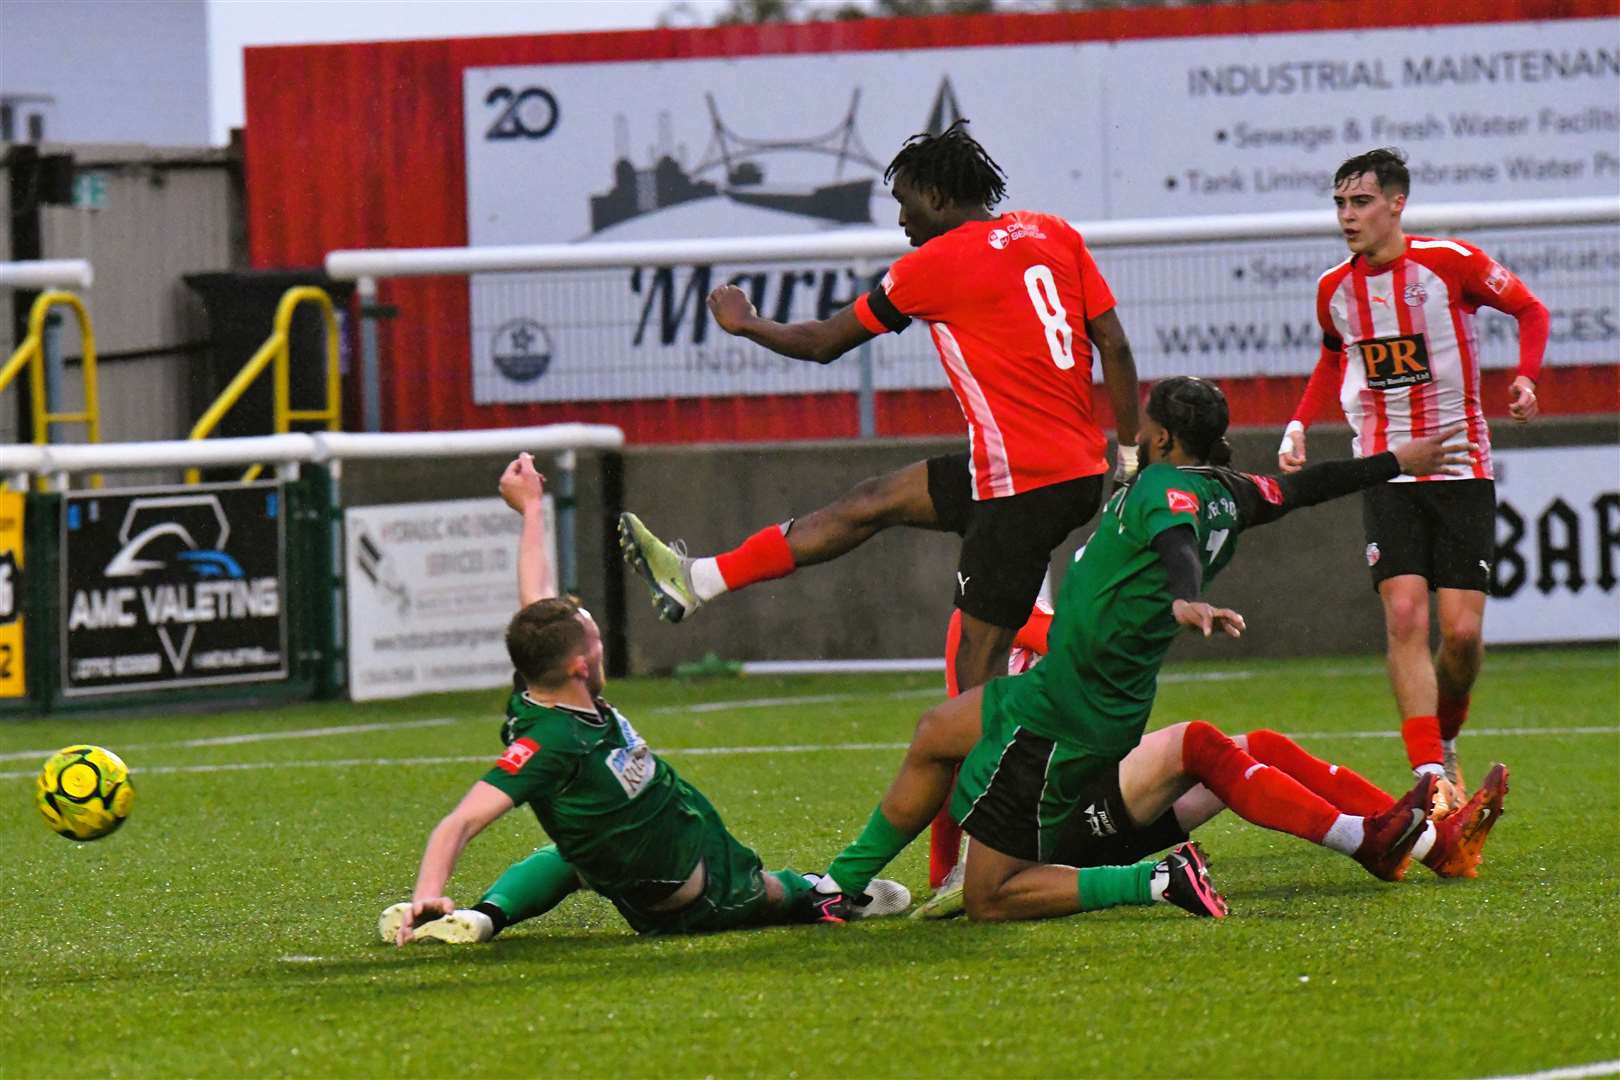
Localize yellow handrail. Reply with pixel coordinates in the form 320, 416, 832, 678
0, 291, 102, 488
186, 286, 341, 483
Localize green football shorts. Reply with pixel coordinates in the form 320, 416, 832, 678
608, 784, 777, 935
950, 683, 1113, 863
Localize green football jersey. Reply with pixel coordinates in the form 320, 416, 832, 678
480, 692, 707, 904
987, 462, 1253, 760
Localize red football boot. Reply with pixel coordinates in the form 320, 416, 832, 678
1423, 763, 1509, 879
1354, 773, 1436, 882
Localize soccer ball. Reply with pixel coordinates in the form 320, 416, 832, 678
35, 744, 135, 841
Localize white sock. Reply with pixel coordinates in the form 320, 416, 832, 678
1322, 814, 1365, 855
689, 557, 728, 601
1410, 822, 1437, 862
1441, 738, 1457, 757
1414, 762, 1446, 779
814, 874, 846, 895
1148, 862, 1170, 903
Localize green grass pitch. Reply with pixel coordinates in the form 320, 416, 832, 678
2, 648, 1616, 1078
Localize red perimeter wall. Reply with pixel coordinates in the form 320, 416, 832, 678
242, 0, 1617, 441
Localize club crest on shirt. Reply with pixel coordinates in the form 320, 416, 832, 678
1366, 543, 1381, 566
1484, 261, 1512, 294
1403, 283, 1427, 306
1166, 489, 1201, 515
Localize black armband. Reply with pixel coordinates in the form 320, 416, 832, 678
1280, 451, 1400, 509
865, 288, 911, 334
1150, 524, 1204, 603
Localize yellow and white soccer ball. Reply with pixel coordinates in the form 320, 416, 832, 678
35, 744, 135, 841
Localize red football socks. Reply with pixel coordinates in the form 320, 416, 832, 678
1438, 695, 1470, 742
1012, 607, 1053, 655
1401, 714, 1445, 771
713, 526, 796, 590
1182, 720, 1338, 844
1244, 729, 1393, 816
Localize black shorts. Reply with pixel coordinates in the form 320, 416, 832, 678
1361, 479, 1495, 592
1046, 764, 1190, 869
926, 452, 1104, 628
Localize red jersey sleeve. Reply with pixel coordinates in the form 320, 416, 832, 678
853, 245, 952, 335
1456, 243, 1550, 383
1073, 237, 1116, 320
1293, 276, 1347, 427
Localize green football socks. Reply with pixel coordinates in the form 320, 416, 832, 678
823, 806, 916, 895
478, 843, 580, 926
1076, 861, 1157, 911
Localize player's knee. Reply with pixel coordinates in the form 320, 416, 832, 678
1440, 613, 1484, 655
1382, 591, 1429, 641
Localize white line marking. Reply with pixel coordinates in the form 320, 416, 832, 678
1294, 725, 1619, 741
0, 718, 457, 763
650, 672, 1254, 716
651, 689, 939, 715
1475, 1060, 1620, 1080
1, 726, 1613, 782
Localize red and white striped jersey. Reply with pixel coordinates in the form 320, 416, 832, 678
853, 211, 1116, 500
1313, 235, 1543, 482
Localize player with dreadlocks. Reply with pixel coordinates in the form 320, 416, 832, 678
805, 377, 1503, 922
621, 118, 1142, 701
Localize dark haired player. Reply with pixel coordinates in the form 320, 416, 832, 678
1277, 148, 1549, 792
381, 454, 908, 944
619, 120, 1141, 698
809, 378, 1505, 922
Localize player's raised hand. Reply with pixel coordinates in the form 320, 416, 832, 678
395, 896, 455, 946
1278, 421, 1307, 473
499, 452, 545, 513
1173, 599, 1245, 639
1394, 423, 1476, 477
707, 284, 757, 335
1507, 376, 1539, 423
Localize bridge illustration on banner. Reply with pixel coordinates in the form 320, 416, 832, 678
588, 87, 888, 233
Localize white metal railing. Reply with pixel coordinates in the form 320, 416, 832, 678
0, 259, 94, 290
1, 424, 625, 490
326, 198, 1620, 279
324, 197, 1620, 438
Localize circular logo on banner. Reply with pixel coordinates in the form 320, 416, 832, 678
987, 228, 1009, 250
492, 319, 554, 383
1403, 283, 1428, 307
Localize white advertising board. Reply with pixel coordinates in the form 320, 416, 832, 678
463, 18, 1618, 403
345, 497, 556, 701
1486, 445, 1620, 644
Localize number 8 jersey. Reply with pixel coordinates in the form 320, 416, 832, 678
853, 211, 1118, 501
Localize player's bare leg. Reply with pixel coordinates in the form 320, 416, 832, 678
1434, 588, 1487, 788
817, 689, 983, 901
951, 612, 1016, 698
1379, 574, 1447, 778
619, 461, 941, 622
961, 836, 1226, 922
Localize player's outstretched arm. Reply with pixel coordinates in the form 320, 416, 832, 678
499, 452, 552, 608
1246, 425, 1476, 531
1087, 308, 1141, 476
707, 284, 874, 364
398, 781, 515, 945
